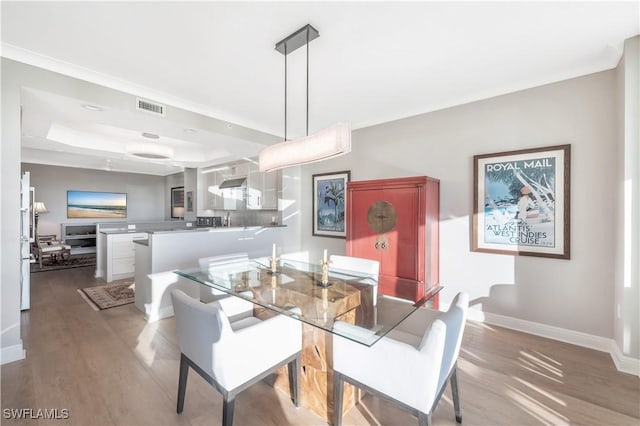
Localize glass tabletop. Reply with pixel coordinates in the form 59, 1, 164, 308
175, 257, 442, 346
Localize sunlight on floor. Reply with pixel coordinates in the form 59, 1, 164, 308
518, 362, 564, 384
466, 321, 497, 332
531, 350, 562, 367
135, 321, 160, 366
519, 351, 564, 378
513, 377, 567, 406
460, 346, 486, 363
505, 383, 569, 424
458, 357, 484, 379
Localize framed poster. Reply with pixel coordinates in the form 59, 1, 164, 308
67, 190, 127, 219
473, 144, 571, 259
313, 171, 350, 238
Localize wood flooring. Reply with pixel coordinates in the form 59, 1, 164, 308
1, 266, 638, 425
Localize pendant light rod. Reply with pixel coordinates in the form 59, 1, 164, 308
275, 24, 319, 139
306, 27, 309, 137
284, 42, 287, 141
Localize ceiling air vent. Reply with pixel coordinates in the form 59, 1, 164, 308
136, 98, 165, 116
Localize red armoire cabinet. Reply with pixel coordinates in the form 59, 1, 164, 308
346, 176, 439, 304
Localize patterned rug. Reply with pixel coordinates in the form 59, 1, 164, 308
78, 281, 135, 310
31, 254, 96, 273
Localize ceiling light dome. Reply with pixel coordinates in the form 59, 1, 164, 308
127, 143, 173, 160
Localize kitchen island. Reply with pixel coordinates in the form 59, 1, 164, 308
131, 225, 288, 322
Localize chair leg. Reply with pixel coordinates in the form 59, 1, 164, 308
418, 411, 432, 426
450, 365, 462, 423
177, 354, 189, 414
222, 394, 235, 426
288, 356, 300, 407
333, 371, 344, 426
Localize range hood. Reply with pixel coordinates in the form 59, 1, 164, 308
219, 177, 247, 189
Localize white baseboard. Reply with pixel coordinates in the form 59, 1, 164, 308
1, 343, 25, 365
609, 340, 640, 376
442, 304, 640, 377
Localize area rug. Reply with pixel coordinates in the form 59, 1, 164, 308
78, 281, 135, 311
31, 254, 96, 273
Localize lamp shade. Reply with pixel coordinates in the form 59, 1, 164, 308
33, 201, 48, 214
258, 123, 352, 172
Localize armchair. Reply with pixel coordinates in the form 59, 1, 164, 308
37, 236, 71, 269
198, 253, 254, 319
329, 255, 380, 327
171, 289, 302, 426
333, 292, 469, 426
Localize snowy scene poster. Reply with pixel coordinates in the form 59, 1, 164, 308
473, 145, 571, 259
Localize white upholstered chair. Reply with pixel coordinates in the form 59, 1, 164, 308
333, 292, 469, 426
197, 253, 255, 319
198, 253, 249, 300
171, 289, 302, 426
329, 255, 380, 302
329, 255, 380, 327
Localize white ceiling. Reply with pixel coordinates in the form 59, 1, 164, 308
2, 1, 639, 175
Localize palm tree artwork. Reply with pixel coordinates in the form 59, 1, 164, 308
317, 179, 346, 232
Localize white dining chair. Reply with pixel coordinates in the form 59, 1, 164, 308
329, 255, 380, 327
329, 255, 380, 301
171, 289, 302, 426
197, 253, 255, 318
333, 292, 469, 426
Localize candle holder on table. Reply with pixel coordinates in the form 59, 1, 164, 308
268, 256, 280, 275
317, 259, 332, 287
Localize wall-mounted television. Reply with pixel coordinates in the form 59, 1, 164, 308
67, 190, 127, 219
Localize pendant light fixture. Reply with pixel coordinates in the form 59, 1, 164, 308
258, 24, 352, 172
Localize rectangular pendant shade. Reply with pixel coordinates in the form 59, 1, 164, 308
258, 123, 352, 172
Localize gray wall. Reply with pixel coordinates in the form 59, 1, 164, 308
302, 70, 619, 340
22, 163, 166, 238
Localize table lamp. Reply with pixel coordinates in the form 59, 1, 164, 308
33, 201, 48, 241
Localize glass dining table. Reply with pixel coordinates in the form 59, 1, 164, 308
175, 257, 442, 422
175, 257, 442, 347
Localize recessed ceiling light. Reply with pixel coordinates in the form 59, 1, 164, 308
201, 165, 231, 174
82, 104, 102, 111
127, 143, 173, 160
142, 132, 160, 139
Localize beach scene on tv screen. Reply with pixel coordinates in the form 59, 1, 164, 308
67, 191, 127, 218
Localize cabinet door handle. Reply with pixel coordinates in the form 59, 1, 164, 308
381, 241, 387, 250
374, 241, 380, 249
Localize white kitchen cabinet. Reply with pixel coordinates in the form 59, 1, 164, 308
262, 169, 278, 209
199, 161, 278, 211
201, 171, 224, 211
106, 232, 147, 282
247, 165, 278, 210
